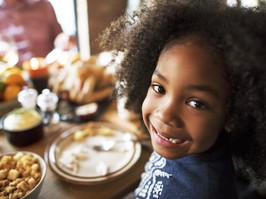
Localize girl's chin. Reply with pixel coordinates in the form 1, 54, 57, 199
152, 144, 187, 160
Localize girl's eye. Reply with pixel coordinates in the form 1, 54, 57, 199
151, 84, 165, 94
187, 99, 207, 109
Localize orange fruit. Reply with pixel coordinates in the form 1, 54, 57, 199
4, 72, 25, 85
3, 84, 21, 101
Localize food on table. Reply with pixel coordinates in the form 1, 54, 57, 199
3, 72, 24, 85
59, 123, 116, 174
0, 77, 5, 100
2, 84, 21, 101
0, 152, 42, 198
0, 66, 26, 102
49, 55, 114, 104
59, 123, 117, 175
72, 123, 96, 141
72, 123, 114, 142
75, 102, 99, 121
95, 162, 109, 176
3, 108, 41, 131
58, 144, 111, 176
58, 145, 89, 174
72, 129, 95, 142
48, 122, 141, 183
96, 126, 114, 136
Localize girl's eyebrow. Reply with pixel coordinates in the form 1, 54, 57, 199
186, 85, 220, 99
153, 70, 220, 99
153, 70, 167, 81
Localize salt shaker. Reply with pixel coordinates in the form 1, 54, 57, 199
37, 89, 58, 125
17, 87, 38, 108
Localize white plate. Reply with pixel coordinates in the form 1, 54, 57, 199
45, 122, 141, 184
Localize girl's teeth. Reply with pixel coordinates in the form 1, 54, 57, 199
169, 138, 182, 144
157, 132, 182, 144
158, 133, 168, 141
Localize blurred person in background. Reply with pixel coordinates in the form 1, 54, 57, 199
0, 0, 75, 66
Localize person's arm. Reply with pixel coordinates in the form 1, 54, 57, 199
54, 33, 76, 51
45, 0, 63, 42
45, 1, 76, 50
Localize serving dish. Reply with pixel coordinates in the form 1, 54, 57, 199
0, 108, 43, 146
45, 122, 142, 184
56, 98, 111, 123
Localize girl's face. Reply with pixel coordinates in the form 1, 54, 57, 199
142, 39, 229, 159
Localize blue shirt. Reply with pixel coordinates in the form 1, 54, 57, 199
135, 134, 238, 199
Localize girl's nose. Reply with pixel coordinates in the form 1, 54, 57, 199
157, 98, 183, 128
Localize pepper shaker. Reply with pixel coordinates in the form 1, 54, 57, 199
37, 89, 58, 125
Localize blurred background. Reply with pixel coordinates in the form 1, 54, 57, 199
1, 0, 266, 108
49, 0, 140, 60
51, 0, 266, 59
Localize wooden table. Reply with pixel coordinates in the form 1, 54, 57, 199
0, 101, 152, 199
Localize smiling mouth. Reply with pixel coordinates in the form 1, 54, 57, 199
156, 130, 184, 144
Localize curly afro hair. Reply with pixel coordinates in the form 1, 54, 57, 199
99, 0, 266, 186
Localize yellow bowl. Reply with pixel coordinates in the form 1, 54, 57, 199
0, 108, 44, 146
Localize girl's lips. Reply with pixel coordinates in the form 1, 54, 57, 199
152, 126, 188, 148
157, 132, 183, 144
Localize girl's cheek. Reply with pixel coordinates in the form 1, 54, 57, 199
142, 97, 149, 116
142, 90, 154, 112
142, 96, 152, 123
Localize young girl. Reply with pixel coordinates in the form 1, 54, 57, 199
100, 0, 266, 198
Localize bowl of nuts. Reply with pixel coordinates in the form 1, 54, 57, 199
0, 151, 47, 199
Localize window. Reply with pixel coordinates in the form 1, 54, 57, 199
227, 0, 259, 7
48, 0, 76, 36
